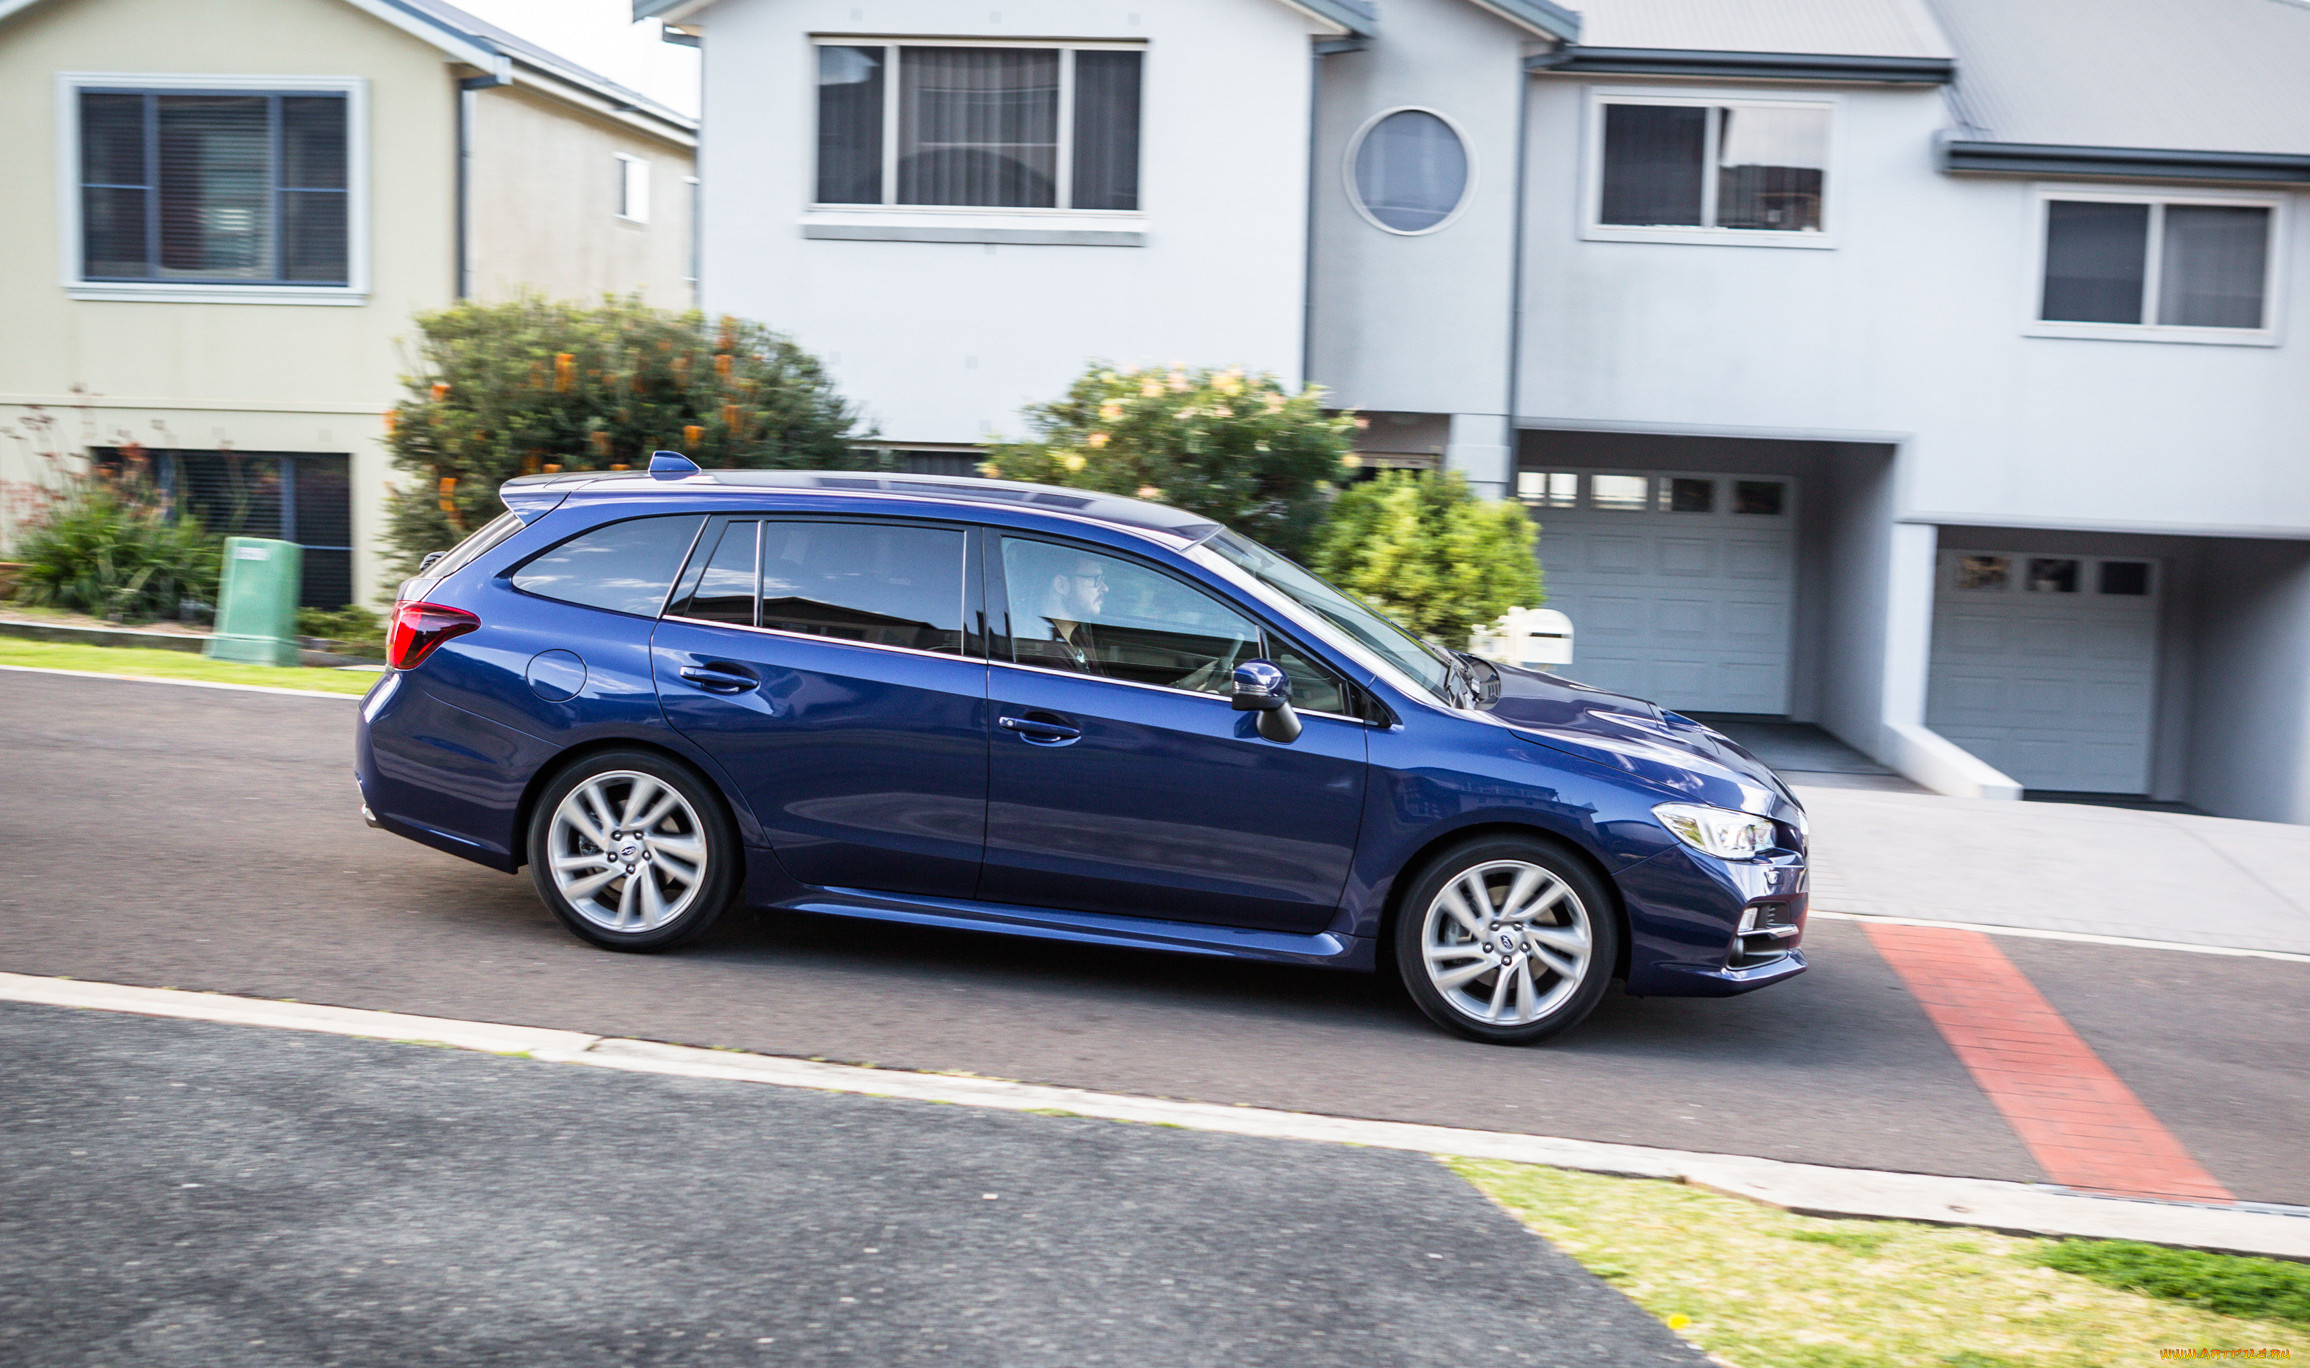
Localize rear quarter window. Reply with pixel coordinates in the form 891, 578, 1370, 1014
510, 515, 705, 617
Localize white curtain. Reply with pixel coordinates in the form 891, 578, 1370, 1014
2158, 205, 2269, 329
898, 47, 1059, 208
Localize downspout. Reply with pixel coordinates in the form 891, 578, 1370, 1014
1501, 55, 1537, 480
455, 56, 513, 301
1301, 36, 1366, 391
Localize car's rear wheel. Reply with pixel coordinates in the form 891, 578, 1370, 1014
1393, 837, 1619, 1044
528, 749, 737, 952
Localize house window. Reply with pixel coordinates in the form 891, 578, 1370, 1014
2038, 195, 2274, 333
617, 154, 650, 223
815, 42, 1143, 211
1517, 471, 1577, 508
1592, 97, 1829, 241
93, 448, 356, 607
1348, 108, 1470, 234
79, 89, 349, 285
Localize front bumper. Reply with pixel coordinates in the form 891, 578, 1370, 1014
1615, 840, 1809, 997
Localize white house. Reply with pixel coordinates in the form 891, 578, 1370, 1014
0, 0, 699, 610
644, 0, 2310, 825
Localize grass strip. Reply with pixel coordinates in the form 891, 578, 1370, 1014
1447, 1156, 2310, 1368
2039, 1239, 2310, 1328
0, 637, 376, 695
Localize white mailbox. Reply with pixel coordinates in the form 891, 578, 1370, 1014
1468, 606, 1574, 672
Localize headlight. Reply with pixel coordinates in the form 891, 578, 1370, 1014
1653, 803, 1777, 860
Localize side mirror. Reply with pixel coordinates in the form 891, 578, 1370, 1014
417, 550, 448, 573
1231, 659, 1302, 743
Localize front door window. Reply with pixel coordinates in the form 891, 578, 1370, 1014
1000, 538, 1261, 695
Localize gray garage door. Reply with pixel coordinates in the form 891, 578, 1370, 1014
1517, 469, 1797, 715
1926, 550, 2160, 793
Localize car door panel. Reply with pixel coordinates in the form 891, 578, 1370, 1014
653, 517, 988, 900
982, 669, 1367, 932
980, 535, 1367, 933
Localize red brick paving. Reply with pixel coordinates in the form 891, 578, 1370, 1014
1864, 921, 2234, 1204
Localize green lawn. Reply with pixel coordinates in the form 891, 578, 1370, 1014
1449, 1157, 2310, 1368
0, 637, 378, 695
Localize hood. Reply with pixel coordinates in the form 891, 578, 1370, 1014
1486, 666, 1801, 820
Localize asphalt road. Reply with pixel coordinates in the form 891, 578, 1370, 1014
3, 670, 2305, 1205
0, 1001, 1704, 1367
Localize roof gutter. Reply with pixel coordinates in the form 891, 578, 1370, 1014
1463, 0, 1580, 43
1941, 139, 2310, 184
1529, 47, 1953, 84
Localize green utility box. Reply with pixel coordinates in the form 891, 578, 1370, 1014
206, 537, 303, 666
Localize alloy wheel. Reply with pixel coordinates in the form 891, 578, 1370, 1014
1418, 859, 1594, 1027
546, 770, 709, 933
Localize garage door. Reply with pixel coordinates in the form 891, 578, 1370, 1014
1516, 469, 1797, 714
1926, 550, 2160, 793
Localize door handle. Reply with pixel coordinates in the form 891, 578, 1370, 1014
999, 715, 1081, 744
678, 664, 759, 694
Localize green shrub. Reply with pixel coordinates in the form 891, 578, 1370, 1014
297, 605, 385, 658
1308, 470, 1541, 646
2036, 1239, 2310, 1326
385, 294, 869, 575
9, 469, 220, 623
981, 363, 1355, 558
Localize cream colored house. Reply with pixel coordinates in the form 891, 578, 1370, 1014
0, 0, 697, 609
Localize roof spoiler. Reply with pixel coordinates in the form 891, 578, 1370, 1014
498, 475, 576, 524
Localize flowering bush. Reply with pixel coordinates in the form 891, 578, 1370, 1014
383, 295, 868, 574
7, 449, 220, 623
980, 364, 1355, 557
1309, 470, 1541, 645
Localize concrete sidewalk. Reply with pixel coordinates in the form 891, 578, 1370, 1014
1795, 784, 2310, 955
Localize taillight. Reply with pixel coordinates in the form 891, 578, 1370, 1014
387, 601, 480, 670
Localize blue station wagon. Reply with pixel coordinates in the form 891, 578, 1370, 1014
357, 456, 1809, 1043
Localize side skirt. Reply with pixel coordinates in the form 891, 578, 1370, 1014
774, 886, 1374, 971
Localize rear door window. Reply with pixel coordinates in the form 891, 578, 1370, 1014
758, 520, 967, 654
509, 515, 704, 616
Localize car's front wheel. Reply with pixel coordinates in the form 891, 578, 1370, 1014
1393, 837, 1619, 1044
527, 749, 737, 952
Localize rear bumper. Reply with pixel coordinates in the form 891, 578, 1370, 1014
1615, 842, 1810, 997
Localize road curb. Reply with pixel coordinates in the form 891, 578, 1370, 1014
1812, 909, 2310, 964
0, 663, 366, 699
4, 970, 2304, 1260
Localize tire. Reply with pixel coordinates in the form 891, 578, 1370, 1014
527, 749, 738, 953
1392, 836, 1620, 1045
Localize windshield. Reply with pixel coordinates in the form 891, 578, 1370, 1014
1204, 530, 1455, 701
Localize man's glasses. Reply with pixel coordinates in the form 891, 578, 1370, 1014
1064, 572, 1108, 588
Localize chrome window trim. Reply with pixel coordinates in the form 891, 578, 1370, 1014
988, 658, 1363, 723
660, 613, 971, 663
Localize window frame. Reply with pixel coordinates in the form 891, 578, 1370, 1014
2023, 184, 2284, 347
1342, 105, 1478, 237
1581, 88, 1838, 250
615, 153, 651, 224
57, 72, 370, 305
1515, 469, 1800, 520
805, 36, 1147, 219
661, 513, 981, 662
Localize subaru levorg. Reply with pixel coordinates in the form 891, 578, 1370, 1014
357, 454, 1808, 1043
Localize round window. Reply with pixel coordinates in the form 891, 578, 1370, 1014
1349, 109, 1471, 234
